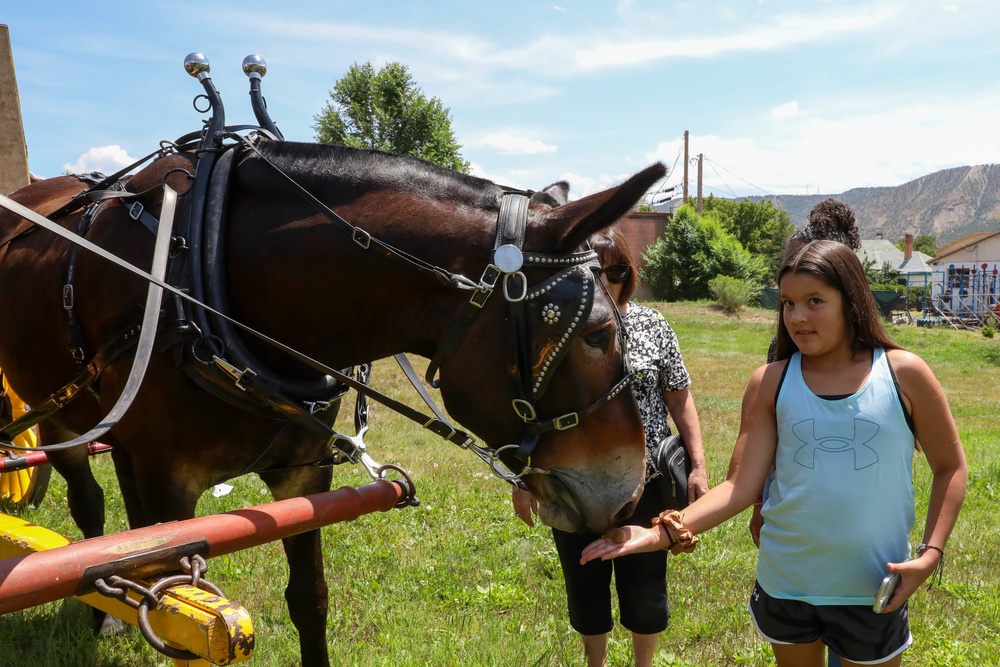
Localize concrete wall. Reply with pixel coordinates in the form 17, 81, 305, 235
0, 25, 30, 195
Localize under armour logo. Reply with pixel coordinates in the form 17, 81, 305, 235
791, 418, 880, 470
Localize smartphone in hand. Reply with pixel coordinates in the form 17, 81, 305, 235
873, 572, 901, 613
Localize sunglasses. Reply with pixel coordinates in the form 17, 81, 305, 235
603, 264, 632, 285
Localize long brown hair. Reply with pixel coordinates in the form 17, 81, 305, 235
773, 240, 899, 361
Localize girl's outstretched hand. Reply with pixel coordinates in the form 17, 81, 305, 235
580, 511, 699, 564
580, 525, 665, 563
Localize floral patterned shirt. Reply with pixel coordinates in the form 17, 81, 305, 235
623, 303, 692, 480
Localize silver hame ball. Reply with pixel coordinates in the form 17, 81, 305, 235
242, 54, 268, 77
184, 53, 211, 77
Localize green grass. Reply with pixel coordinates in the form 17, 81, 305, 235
1, 301, 996, 666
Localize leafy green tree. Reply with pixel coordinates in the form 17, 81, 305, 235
641, 204, 768, 301
313, 61, 470, 173
863, 258, 902, 287
701, 196, 795, 280
896, 234, 937, 257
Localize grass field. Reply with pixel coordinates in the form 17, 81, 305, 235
0, 301, 997, 666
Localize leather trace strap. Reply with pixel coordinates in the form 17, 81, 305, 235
0, 185, 180, 452
0, 183, 476, 454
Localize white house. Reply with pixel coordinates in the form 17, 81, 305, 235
927, 230, 1000, 322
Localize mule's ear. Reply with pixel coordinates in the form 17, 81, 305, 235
530, 180, 570, 208
540, 163, 665, 252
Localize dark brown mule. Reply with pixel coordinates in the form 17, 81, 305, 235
0, 141, 663, 665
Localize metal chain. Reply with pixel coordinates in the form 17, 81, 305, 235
93, 554, 224, 662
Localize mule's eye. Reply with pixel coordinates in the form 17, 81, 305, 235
583, 329, 611, 351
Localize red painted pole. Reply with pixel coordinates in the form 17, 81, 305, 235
0, 479, 405, 614
0, 443, 112, 472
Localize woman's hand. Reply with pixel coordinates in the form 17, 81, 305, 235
511, 487, 537, 527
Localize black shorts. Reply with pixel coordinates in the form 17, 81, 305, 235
551, 484, 669, 636
748, 580, 912, 664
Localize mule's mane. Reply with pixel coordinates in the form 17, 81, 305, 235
247, 140, 504, 210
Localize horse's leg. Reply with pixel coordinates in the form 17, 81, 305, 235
106, 441, 148, 529
38, 424, 125, 634
40, 425, 105, 539
258, 463, 334, 667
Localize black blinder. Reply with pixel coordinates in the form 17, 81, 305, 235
523, 262, 598, 399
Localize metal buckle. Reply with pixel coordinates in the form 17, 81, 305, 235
553, 412, 580, 430
128, 201, 144, 220
503, 271, 528, 302
425, 419, 457, 440
511, 399, 537, 423
62, 284, 75, 310
480, 264, 501, 288
352, 228, 372, 249
470, 286, 492, 308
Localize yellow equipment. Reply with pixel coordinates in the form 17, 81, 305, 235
0, 375, 50, 506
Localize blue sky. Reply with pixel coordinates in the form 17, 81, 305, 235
5, 1, 999, 204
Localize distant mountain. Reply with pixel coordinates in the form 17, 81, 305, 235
741, 165, 1000, 244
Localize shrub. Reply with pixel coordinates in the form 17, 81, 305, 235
708, 275, 757, 316
982, 325, 996, 339
641, 205, 768, 301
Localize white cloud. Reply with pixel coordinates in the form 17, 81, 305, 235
468, 161, 492, 181
480, 133, 558, 155
771, 101, 800, 119
236, 3, 897, 80
62, 146, 136, 176
644, 86, 1000, 199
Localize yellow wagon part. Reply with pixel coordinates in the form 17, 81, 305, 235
0, 375, 50, 507
0, 512, 255, 665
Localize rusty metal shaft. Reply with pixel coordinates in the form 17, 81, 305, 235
0, 479, 405, 614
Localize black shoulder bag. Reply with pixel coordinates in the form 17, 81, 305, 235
652, 434, 692, 510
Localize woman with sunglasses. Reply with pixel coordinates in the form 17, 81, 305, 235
513, 225, 708, 667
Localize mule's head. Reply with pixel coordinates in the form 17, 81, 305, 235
438, 164, 665, 533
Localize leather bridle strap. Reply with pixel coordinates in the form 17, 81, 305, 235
423, 193, 530, 388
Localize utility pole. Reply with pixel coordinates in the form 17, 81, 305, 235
696, 153, 703, 213
682, 130, 689, 204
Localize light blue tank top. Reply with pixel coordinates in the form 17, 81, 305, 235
757, 348, 915, 605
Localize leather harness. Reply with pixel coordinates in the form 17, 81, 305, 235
0, 70, 634, 485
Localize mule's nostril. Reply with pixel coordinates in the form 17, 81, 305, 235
613, 498, 639, 525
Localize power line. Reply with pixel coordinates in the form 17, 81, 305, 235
699, 155, 812, 226
704, 159, 739, 199
649, 139, 684, 200
702, 156, 774, 198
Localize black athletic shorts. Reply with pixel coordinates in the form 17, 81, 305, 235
551, 484, 669, 636
748, 580, 912, 664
